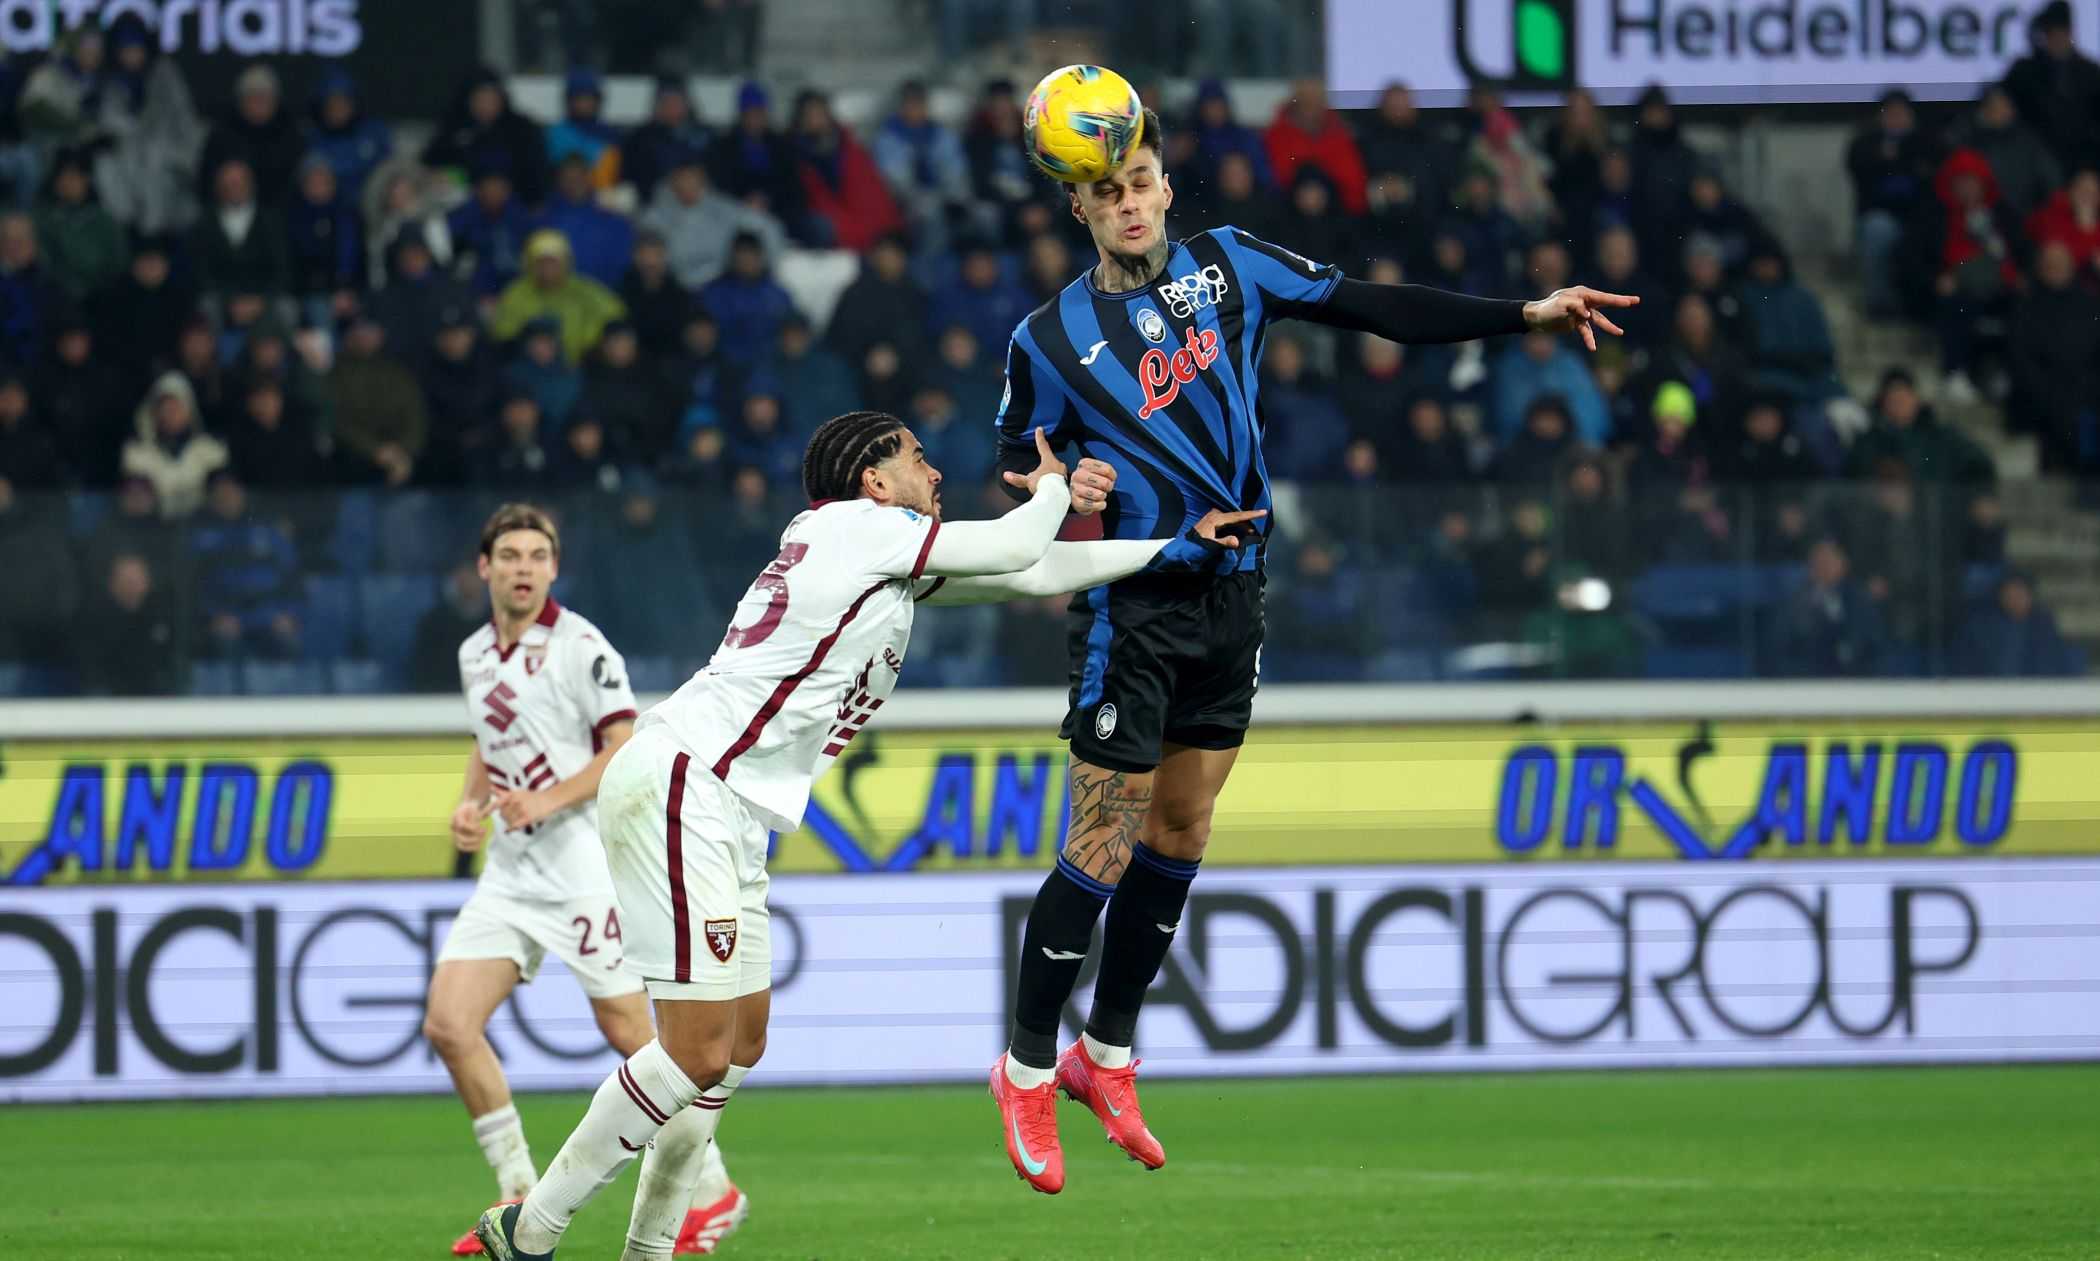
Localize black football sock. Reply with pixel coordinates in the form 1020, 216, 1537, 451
1008, 859, 1112, 1070
1085, 842, 1199, 1050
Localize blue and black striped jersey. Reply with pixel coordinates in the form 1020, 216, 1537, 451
994, 226, 1344, 572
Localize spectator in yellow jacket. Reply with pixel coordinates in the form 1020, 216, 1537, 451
488, 228, 625, 363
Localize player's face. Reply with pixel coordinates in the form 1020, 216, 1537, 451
868, 430, 944, 520
1072, 152, 1172, 263
478, 528, 558, 620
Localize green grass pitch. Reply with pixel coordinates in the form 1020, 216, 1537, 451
6, 1066, 2096, 1259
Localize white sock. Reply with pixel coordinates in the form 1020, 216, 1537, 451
1082, 1032, 1132, 1070
691, 1135, 733, 1207
1004, 1054, 1055, 1090
472, 1103, 538, 1200
515, 1040, 698, 1254
622, 1065, 747, 1261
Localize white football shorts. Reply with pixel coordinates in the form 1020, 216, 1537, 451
436, 885, 645, 1000
597, 724, 773, 1002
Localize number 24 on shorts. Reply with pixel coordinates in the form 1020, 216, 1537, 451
570, 907, 624, 968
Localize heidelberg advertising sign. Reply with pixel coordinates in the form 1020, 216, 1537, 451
3, 861, 2094, 1100
1327, 0, 2100, 105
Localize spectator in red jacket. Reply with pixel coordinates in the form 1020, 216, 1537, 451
1264, 78, 1368, 215
790, 90, 902, 252
1934, 147, 2027, 394
2025, 166, 2100, 277
1938, 149, 2024, 289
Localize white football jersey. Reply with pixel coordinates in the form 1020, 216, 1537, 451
644, 498, 940, 834
458, 600, 639, 902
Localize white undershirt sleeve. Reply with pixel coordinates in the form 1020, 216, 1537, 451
917, 540, 1168, 606
916, 474, 1070, 578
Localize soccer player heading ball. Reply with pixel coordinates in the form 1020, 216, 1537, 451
991, 67, 1639, 1194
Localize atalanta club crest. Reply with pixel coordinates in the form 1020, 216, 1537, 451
1137, 308, 1167, 343
704, 918, 738, 963
1095, 703, 1118, 740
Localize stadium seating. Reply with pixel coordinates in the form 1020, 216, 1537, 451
379, 494, 467, 574
1644, 646, 1754, 679
356, 574, 440, 675
625, 656, 687, 694
329, 492, 382, 577
1630, 565, 1759, 629
189, 661, 240, 696
301, 575, 359, 662
242, 660, 329, 696
328, 659, 393, 695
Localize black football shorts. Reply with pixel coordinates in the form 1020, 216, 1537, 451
1058, 569, 1265, 773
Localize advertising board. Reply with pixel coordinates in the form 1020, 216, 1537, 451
1326, 0, 2100, 105
0, 2, 478, 117
5, 859, 2094, 1100
4, 719, 2095, 885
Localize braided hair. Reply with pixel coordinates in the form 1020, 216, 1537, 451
801, 410, 907, 503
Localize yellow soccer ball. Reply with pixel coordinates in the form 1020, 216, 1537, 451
1024, 64, 1145, 183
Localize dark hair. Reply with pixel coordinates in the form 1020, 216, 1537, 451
479, 502, 560, 557
802, 410, 907, 503
1134, 106, 1164, 160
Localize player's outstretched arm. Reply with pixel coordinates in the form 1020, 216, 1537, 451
922, 509, 1267, 606
917, 427, 1073, 578
1308, 278, 1639, 352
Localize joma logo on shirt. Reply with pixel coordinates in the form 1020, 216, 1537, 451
1137, 327, 1222, 419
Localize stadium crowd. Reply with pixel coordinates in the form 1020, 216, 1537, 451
0, 20, 2088, 696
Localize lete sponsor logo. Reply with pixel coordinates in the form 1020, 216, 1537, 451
1137, 327, 1222, 419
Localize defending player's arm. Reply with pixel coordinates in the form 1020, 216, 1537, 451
451, 753, 495, 852
913, 427, 1075, 578
919, 508, 1267, 606
1222, 227, 1638, 352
